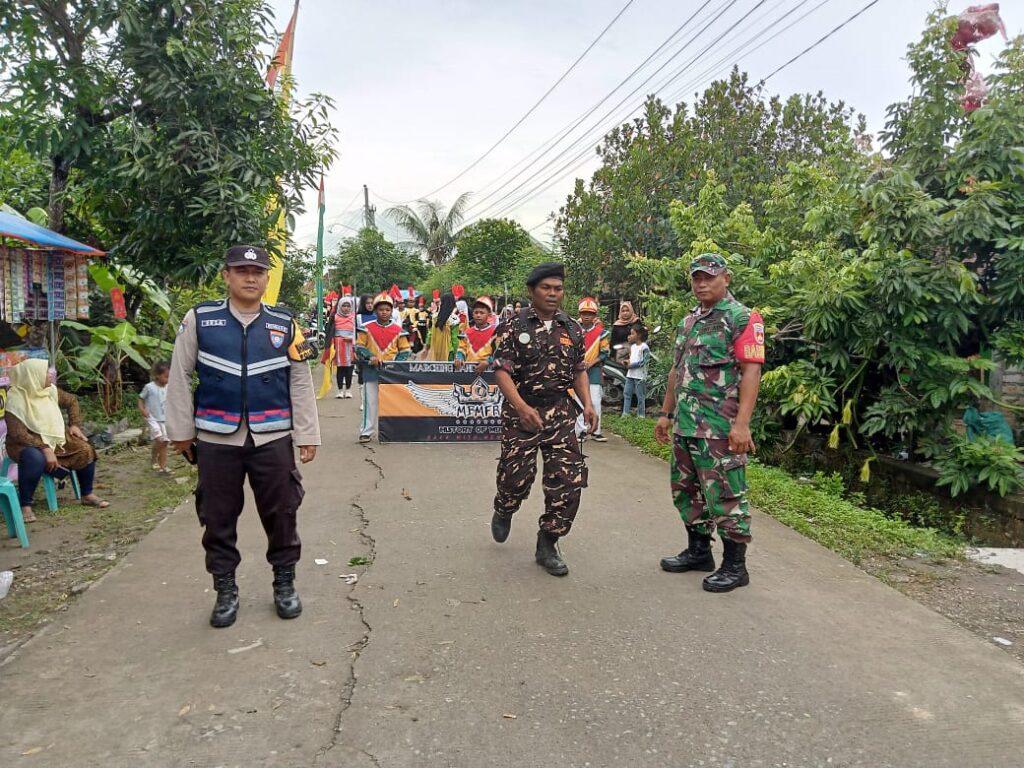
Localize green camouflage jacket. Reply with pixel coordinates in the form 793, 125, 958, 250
673, 296, 765, 438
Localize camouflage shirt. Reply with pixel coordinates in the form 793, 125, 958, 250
673, 295, 765, 438
494, 307, 586, 406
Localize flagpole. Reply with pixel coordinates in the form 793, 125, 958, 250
315, 172, 325, 339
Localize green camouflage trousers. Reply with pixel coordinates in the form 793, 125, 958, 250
671, 435, 752, 543
494, 399, 588, 536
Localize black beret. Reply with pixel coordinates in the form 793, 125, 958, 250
525, 262, 565, 287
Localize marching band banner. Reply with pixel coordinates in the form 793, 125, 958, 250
378, 362, 504, 443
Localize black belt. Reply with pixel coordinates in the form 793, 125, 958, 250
519, 391, 569, 408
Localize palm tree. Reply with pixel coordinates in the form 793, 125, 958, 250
386, 193, 471, 266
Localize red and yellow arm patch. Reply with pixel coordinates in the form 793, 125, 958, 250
734, 311, 766, 364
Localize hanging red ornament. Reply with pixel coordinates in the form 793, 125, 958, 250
110, 287, 127, 319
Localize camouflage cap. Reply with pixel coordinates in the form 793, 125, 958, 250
689, 253, 728, 276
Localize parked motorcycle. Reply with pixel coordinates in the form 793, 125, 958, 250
601, 325, 661, 407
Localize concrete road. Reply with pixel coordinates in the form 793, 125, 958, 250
2, 395, 1023, 767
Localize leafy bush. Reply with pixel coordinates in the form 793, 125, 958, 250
590, 14, 1024, 496
933, 433, 1024, 497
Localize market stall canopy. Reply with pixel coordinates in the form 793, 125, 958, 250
0, 211, 105, 256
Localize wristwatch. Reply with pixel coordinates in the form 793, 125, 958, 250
658, 410, 674, 421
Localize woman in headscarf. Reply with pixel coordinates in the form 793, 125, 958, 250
611, 301, 639, 365
4, 358, 108, 522
427, 292, 460, 361
330, 296, 357, 398
357, 294, 376, 330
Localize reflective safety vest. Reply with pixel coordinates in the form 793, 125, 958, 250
193, 300, 293, 434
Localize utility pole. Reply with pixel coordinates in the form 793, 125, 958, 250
363, 184, 377, 230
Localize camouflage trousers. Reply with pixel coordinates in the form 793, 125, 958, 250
671, 435, 752, 543
494, 400, 588, 536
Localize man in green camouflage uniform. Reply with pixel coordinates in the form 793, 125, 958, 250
655, 253, 765, 592
491, 262, 599, 577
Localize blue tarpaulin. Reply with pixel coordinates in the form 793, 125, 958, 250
0, 211, 104, 255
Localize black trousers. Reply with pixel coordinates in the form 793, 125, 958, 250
196, 435, 305, 575
336, 365, 354, 389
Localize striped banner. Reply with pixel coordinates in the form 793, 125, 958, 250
377, 362, 504, 443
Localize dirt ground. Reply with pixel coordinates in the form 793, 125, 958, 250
0, 443, 195, 660
2, 442, 1021, 667
863, 555, 1024, 664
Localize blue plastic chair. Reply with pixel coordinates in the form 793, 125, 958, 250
1, 457, 80, 513
0, 476, 28, 548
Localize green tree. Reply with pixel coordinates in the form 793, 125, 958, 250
386, 193, 471, 266
555, 69, 865, 298
278, 247, 315, 314
0, 0, 337, 281
330, 228, 427, 296
624, 16, 1024, 495
454, 218, 532, 283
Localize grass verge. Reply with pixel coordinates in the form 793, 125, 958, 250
601, 414, 964, 564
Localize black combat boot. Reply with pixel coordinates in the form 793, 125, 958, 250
210, 573, 239, 628
535, 530, 569, 577
272, 566, 303, 619
491, 512, 512, 543
660, 527, 715, 572
702, 539, 749, 593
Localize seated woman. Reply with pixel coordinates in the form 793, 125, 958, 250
4, 358, 108, 522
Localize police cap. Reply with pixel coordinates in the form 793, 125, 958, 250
225, 245, 271, 269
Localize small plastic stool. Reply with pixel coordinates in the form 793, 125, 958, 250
1, 457, 80, 513
0, 477, 28, 548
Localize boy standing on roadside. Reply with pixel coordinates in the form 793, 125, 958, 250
139, 361, 170, 473
622, 326, 651, 417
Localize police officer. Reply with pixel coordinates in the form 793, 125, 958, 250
491, 263, 598, 576
654, 253, 764, 592
166, 245, 320, 628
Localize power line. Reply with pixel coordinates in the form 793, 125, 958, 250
470, 0, 843, 225
410, 0, 639, 202
466, 0, 773, 224
461, 0, 728, 220
758, 0, 884, 84
664, 0, 831, 105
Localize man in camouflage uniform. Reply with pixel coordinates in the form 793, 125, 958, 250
491, 263, 599, 576
655, 253, 765, 592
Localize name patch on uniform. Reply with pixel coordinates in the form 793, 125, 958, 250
265, 322, 288, 332
270, 329, 286, 349
560, 336, 573, 346
201, 319, 227, 327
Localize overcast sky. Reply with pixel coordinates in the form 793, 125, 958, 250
271, 0, 1015, 252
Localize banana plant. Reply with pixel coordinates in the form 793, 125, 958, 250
60, 321, 172, 416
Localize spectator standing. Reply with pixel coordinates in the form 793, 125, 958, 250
139, 361, 171, 472
610, 301, 638, 364
575, 298, 610, 441
622, 326, 651, 417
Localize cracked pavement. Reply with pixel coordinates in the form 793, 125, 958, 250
3, 394, 1024, 766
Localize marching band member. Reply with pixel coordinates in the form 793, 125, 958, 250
355, 292, 412, 443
